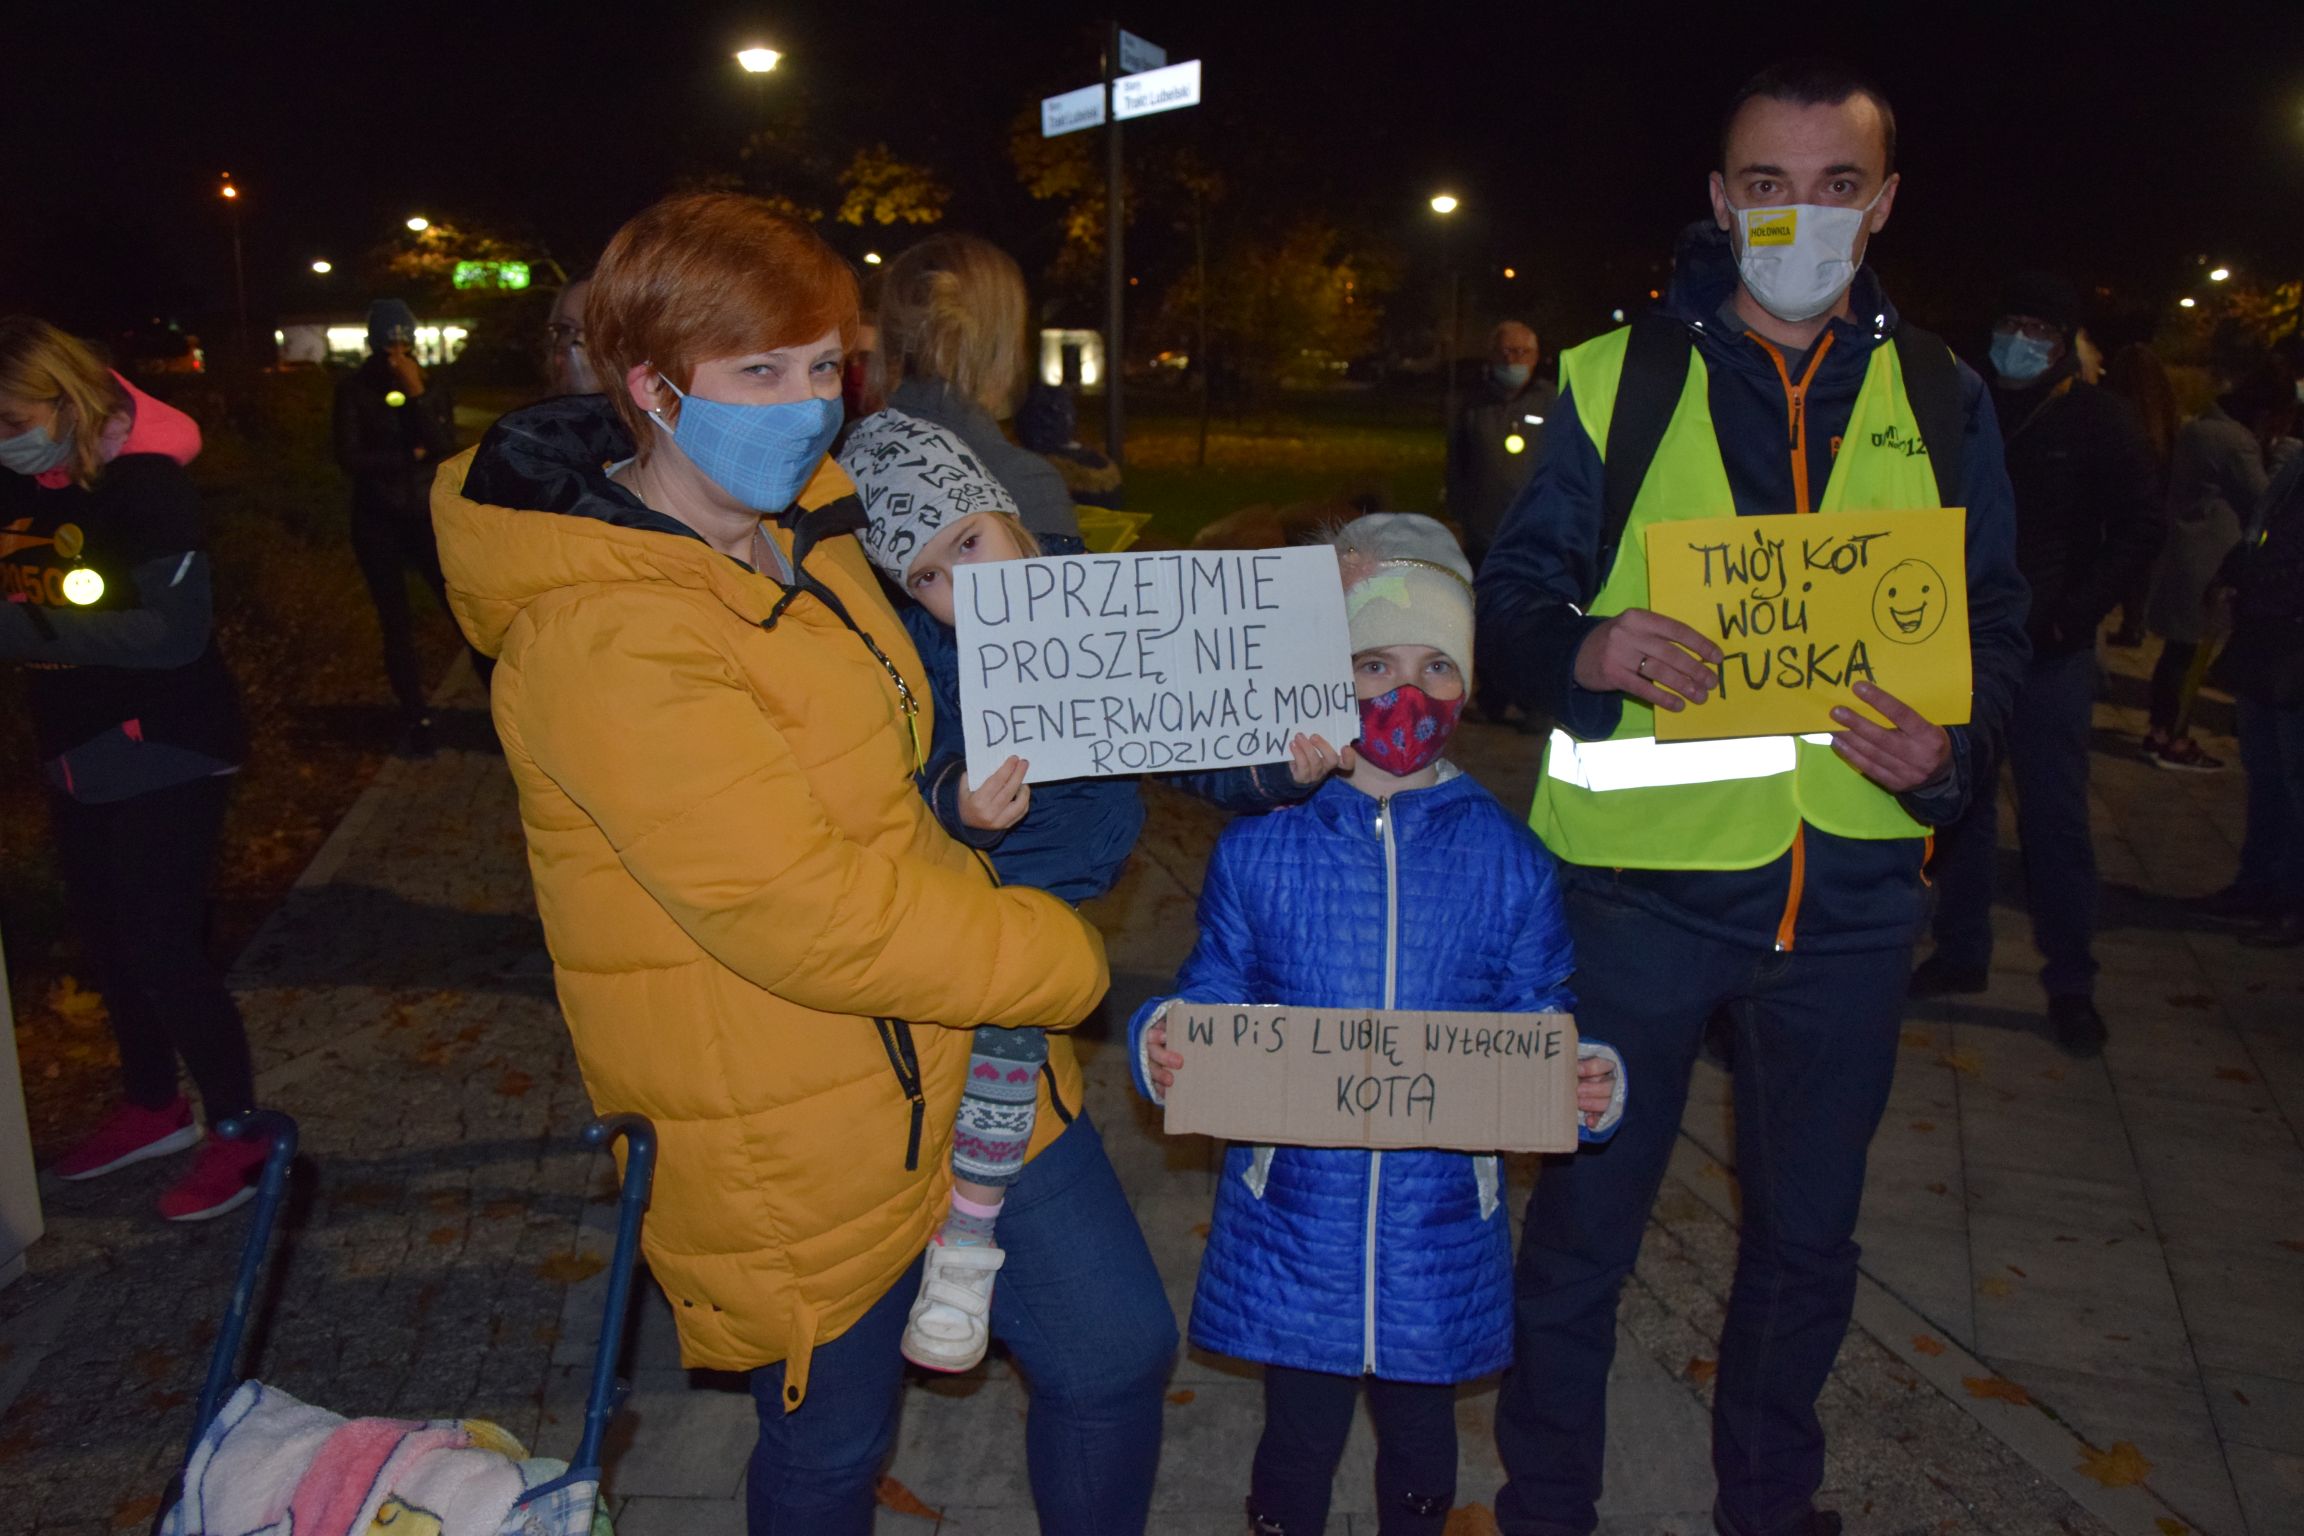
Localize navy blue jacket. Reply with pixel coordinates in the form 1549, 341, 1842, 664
902, 605, 1302, 902
1476, 231, 2031, 953
1126, 770, 1611, 1383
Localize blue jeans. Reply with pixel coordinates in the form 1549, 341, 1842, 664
745, 1114, 1178, 1535
1930, 647, 2100, 998
1494, 886, 1907, 1536
2236, 696, 2304, 911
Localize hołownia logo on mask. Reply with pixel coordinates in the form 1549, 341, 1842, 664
1743, 209, 1799, 245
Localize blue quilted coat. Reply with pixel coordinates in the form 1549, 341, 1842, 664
1127, 766, 1599, 1383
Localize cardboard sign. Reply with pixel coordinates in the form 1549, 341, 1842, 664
954, 549, 1358, 786
1644, 508, 1972, 740
1162, 1005, 1581, 1154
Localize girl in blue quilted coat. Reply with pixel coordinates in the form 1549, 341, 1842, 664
1128, 514, 1626, 1536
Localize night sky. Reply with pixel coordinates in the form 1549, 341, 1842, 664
13, 1, 2301, 354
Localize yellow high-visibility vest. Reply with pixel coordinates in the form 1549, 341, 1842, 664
1531, 322, 1956, 870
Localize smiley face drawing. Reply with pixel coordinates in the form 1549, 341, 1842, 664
1871, 558, 1948, 644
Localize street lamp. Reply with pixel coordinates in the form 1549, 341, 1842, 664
406, 216, 430, 233
862, 252, 883, 266
310, 260, 333, 275
1429, 192, 1463, 430
735, 46, 781, 73
2180, 297, 2199, 309
218, 174, 249, 358
2208, 266, 2232, 282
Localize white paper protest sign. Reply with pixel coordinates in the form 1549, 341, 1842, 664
953, 548, 1358, 786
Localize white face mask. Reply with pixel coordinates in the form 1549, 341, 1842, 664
1726, 186, 1887, 324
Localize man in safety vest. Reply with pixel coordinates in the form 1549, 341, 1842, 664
1476, 62, 2030, 1536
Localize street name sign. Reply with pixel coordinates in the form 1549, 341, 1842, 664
1113, 59, 1202, 121
1041, 83, 1106, 138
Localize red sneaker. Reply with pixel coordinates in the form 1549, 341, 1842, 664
53, 1098, 199, 1181
158, 1132, 268, 1222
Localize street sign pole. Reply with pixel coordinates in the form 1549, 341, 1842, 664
1104, 20, 1125, 470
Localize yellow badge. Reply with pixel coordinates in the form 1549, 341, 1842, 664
53, 524, 84, 560
1743, 208, 1798, 246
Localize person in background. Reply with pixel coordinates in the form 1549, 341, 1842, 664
2199, 449, 2304, 942
1015, 382, 1122, 509
1447, 321, 1553, 571
542, 271, 597, 396
1130, 513, 1624, 1536
2144, 363, 2293, 770
872, 234, 1085, 553
1908, 273, 2161, 1056
0, 316, 264, 1222
333, 298, 489, 757
2105, 343, 2180, 647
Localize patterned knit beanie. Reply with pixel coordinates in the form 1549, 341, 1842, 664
837, 409, 1020, 582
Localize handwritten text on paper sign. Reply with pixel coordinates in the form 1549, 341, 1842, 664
954, 548, 1358, 786
1161, 1005, 1582, 1154
1643, 507, 1972, 741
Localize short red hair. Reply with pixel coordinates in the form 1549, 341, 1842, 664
587, 192, 860, 451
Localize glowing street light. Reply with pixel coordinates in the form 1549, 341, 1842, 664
405, 216, 430, 233
736, 46, 781, 73
862, 252, 883, 266
1428, 193, 1460, 216
2208, 266, 2232, 282
2179, 296, 2199, 309
1502, 266, 1516, 279
311, 259, 333, 275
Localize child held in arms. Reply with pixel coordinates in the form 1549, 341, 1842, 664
1129, 513, 1627, 1536
838, 408, 1344, 1374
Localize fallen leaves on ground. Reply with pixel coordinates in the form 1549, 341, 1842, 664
2077, 1440, 2154, 1487
46, 976, 107, 1025
1442, 1505, 1503, 1536
875, 1476, 942, 1519
535, 1250, 606, 1284
1978, 1275, 2015, 1298
2214, 1067, 2255, 1083
110, 1494, 163, 1529
1192, 1222, 1211, 1239
1909, 1120, 1937, 1133
1912, 1335, 1946, 1357
2156, 1520, 2191, 1535
497, 1066, 535, 1098
1685, 1356, 1717, 1385
1925, 1181, 1949, 1196
2277, 1239, 2304, 1255
1900, 1028, 1933, 1049
1937, 1048, 1983, 1078
1963, 1375, 2033, 1406
2166, 993, 2215, 1010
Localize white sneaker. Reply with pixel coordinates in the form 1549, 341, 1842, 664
901, 1241, 1005, 1372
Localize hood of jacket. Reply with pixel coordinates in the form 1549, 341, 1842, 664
436, 393, 862, 658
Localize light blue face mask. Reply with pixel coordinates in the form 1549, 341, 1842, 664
1989, 331, 2059, 386
0, 420, 71, 478
650, 375, 843, 515
1491, 362, 1532, 391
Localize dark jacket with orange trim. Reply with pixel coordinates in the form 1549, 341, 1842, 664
1476, 228, 2031, 954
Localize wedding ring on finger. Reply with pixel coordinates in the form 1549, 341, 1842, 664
1635, 655, 1650, 679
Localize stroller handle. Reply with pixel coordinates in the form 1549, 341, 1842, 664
574, 1113, 656, 1474
190, 1112, 301, 1454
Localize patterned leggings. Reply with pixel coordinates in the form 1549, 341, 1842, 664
952, 1024, 1047, 1188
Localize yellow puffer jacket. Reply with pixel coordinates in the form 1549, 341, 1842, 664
431, 397, 1107, 1409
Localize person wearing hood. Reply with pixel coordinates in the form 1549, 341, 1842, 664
1476, 62, 2029, 1536
1909, 273, 2161, 1054
332, 297, 487, 757
0, 316, 264, 1222
1447, 321, 1554, 570
429, 193, 1167, 1536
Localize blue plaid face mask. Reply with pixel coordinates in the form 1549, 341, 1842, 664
650, 374, 842, 514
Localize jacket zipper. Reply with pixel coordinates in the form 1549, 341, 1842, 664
1744, 329, 1839, 953
873, 1017, 926, 1171
1365, 793, 1400, 1374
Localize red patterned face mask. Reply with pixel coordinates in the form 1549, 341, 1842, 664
1355, 684, 1464, 776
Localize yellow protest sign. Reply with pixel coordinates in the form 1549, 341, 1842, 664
1644, 508, 1971, 741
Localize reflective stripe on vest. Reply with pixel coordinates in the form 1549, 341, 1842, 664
1530, 323, 1954, 869
1543, 728, 1835, 792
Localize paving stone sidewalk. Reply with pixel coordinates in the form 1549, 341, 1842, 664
0, 648, 2296, 1534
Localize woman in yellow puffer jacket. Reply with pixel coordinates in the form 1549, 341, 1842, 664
430, 194, 1176, 1536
